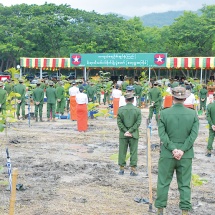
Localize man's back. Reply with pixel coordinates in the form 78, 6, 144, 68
159, 103, 199, 158
207, 102, 215, 125
117, 103, 141, 139
149, 87, 161, 103
46, 87, 56, 104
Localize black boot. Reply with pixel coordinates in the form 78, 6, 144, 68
118, 166, 124, 175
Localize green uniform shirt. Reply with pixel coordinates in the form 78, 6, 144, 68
14, 83, 26, 101
46, 87, 57, 104
121, 82, 128, 91
56, 86, 65, 99
135, 85, 142, 95
4, 83, 13, 94
206, 102, 215, 126
33, 87, 44, 103
117, 103, 141, 139
159, 103, 199, 158
40, 83, 46, 90
0, 88, 7, 108
199, 88, 208, 99
87, 86, 96, 97
148, 87, 161, 104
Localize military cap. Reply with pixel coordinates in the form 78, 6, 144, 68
59, 81, 64, 85
126, 85, 134, 91
36, 80, 41, 85
72, 81, 76, 85
154, 81, 159, 85
184, 80, 189, 85
0, 81, 4, 87
79, 86, 84, 92
125, 92, 134, 99
172, 87, 190, 99
18, 78, 24, 83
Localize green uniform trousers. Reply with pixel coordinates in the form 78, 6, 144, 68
155, 157, 192, 210
148, 104, 160, 122
16, 101, 25, 118
207, 128, 214, 150
34, 104, 43, 118
96, 93, 101, 104
103, 93, 110, 105
56, 99, 65, 114
200, 100, 207, 111
118, 137, 138, 167
47, 103, 56, 119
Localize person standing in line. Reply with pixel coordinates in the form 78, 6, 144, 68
56, 81, 65, 115
46, 81, 57, 122
14, 79, 26, 120
205, 93, 215, 157
148, 81, 161, 124
76, 86, 88, 132
155, 87, 199, 215
117, 92, 141, 176
183, 85, 195, 109
112, 84, 122, 117
4, 79, 13, 95
0, 82, 7, 113
69, 81, 79, 121
87, 82, 96, 103
32, 81, 44, 122
134, 82, 142, 107
119, 85, 137, 107
199, 84, 208, 113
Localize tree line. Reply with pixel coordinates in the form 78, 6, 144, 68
0, 3, 214, 72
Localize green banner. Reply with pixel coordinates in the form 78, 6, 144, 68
70, 53, 167, 68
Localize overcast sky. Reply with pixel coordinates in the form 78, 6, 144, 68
1, 0, 214, 16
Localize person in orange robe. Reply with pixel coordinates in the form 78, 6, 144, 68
76, 86, 88, 132
112, 84, 122, 117
69, 81, 79, 120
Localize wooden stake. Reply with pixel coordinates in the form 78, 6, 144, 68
147, 128, 153, 208
9, 168, 18, 215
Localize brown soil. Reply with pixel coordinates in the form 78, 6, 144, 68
0, 108, 214, 215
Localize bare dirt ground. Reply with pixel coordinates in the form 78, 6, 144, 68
0, 106, 215, 215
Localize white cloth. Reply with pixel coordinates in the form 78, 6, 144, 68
166, 87, 172, 95
76, 93, 88, 104
111, 89, 122, 98
69, 86, 79, 96
119, 96, 137, 107
184, 93, 195, 105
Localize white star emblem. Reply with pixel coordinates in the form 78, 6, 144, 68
73, 56, 79, 62
156, 55, 163, 62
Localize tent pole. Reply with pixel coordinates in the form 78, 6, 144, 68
200, 68, 203, 84
149, 67, 151, 82
40, 67, 42, 79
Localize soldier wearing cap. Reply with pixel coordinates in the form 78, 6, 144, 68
4, 79, 13, 95
199, 84, 208, 112
14, 79, 26, 120
46, 81, 57, 122
40, 79, 46, 91
205, 92, 215, 157
155, 87, 199, 215
0, 81, 7, 113
117, 92, 141, 176
56, 81, 65, 115
86, 82, 96, 103
32, 81, 44, 122
119, 85, 137, 107
148, 81, 162, 123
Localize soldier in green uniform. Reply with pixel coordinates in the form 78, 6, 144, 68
56, 81, 65, 115
4, 80, 13, 95
148, 82, 161, 123
121, 80, 128, 92
199, 85, 208, 112
155, 87, 199, 215
117, 92, 142, 176
14, 79, 26, 120
32, 81, 44, 122
0, 82, 7, 113
95, 82, 102, 104
40, 79, 46, 91
87, 83, 96, 103
205, 93, 215, 157
171, 79, 179, 88
134, 82, 142, 107
46, 81, 57, 122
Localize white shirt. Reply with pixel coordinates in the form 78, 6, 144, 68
119, 96, 137, 107
166, 87, 172, 95
112, 89, 122, 98
184, 93, 195, 105
69, 86, 79, 96
76, 93, 88, 104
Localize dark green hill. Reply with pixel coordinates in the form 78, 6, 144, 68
140, 11, 185, 27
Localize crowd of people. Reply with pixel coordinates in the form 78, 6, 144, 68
0, 74, 215, 215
